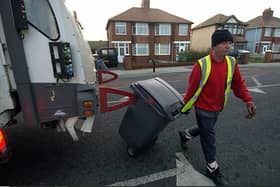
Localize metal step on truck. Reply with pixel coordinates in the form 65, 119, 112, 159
0, 0, 135, 164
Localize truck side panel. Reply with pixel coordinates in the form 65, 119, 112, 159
0, 1, 39, 126
0, 18, 14, 117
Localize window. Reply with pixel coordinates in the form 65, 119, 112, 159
155, 43, 170, 55
265, 27, 272, 37
115, 22, 126, 35
273, 28, 280, 37
179, 24, 188, 35
24, 0, 59, 40
155, 24, 171, 36
132, 23, 149, 35
132, 43, 149, 56
224, 24, 245, 35
272, 43, 280, 51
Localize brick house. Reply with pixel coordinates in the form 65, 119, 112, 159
106, 0, 193, 69
191, 14, 247, 53
245, 8, 280, 54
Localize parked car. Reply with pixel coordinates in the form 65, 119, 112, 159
228, 48, 239, 59
97, 48, 118, 67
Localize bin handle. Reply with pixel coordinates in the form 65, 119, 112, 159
170, 109, 182, 119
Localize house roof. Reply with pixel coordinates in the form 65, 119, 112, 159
192, 14, 246, 30
245, 16, 280, 28
106, 7, 193, 29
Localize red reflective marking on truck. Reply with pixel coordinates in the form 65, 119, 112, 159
0, 129, 7, 152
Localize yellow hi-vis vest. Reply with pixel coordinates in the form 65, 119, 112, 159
181, 55, 236, 112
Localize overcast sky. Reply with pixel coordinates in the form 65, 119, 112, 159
65, 0, 280, 41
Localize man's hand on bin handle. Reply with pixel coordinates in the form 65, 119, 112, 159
180, 106, 190, 115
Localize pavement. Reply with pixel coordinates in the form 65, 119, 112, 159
111, 65, 192, 76
109, 62, 280, 76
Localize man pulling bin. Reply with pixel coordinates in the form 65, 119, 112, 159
179, 29, 256, 186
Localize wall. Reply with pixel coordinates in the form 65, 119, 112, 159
191, 26, 215, 51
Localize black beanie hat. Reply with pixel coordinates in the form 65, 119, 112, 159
211, 29, 233, 47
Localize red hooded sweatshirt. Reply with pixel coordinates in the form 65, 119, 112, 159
183, 53, 253, 112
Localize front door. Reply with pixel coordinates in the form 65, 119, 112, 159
118, 44, 125, 63
178, 43, 186, 52
115, 43, 128, 63
262, 45, 269, 54
176, 43, 187, 61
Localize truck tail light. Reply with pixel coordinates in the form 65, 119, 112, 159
83, 101, 94, 116
83, 101, 93, 108
0, 128, 7, 153
83, 110, 94, 116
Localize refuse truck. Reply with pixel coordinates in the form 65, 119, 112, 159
0, 0, 185, 163
0, 0, 132, 164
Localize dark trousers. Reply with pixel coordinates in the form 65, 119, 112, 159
188, 108, 219, 163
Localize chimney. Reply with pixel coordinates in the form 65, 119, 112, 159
263, 8, 273, 21
141, 0, 150, 9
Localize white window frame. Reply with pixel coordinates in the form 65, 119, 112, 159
265, 27, 271, 37
132, 23, 149, 35
179, 24, 188, 36
155, 43, 170, 55
224, 24, 245, 35
273, 28, 280, 37
115, 22, 126, 35
132, 43, 149, 56
155, 23, 171, 36
272, 43, 280, 51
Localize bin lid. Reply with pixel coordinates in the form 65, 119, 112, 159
130, 77, 183, 120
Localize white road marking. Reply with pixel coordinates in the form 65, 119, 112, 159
247, 83, 280, 94
109, 152, 215, 186
176, 152, 215, 186
253, 83, 280, 89
251, 76, 262, 86
248, 88, 266, 94
108, 168, 177, 186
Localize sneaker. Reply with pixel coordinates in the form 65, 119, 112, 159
178, 131, 190, 149
206, 167, 228, 186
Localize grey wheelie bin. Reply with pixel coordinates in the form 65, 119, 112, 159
119, 77, 184, 157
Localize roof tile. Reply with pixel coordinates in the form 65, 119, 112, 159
107, 7, 193, 27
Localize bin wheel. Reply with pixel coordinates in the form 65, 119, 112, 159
127, 146, 136, 157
